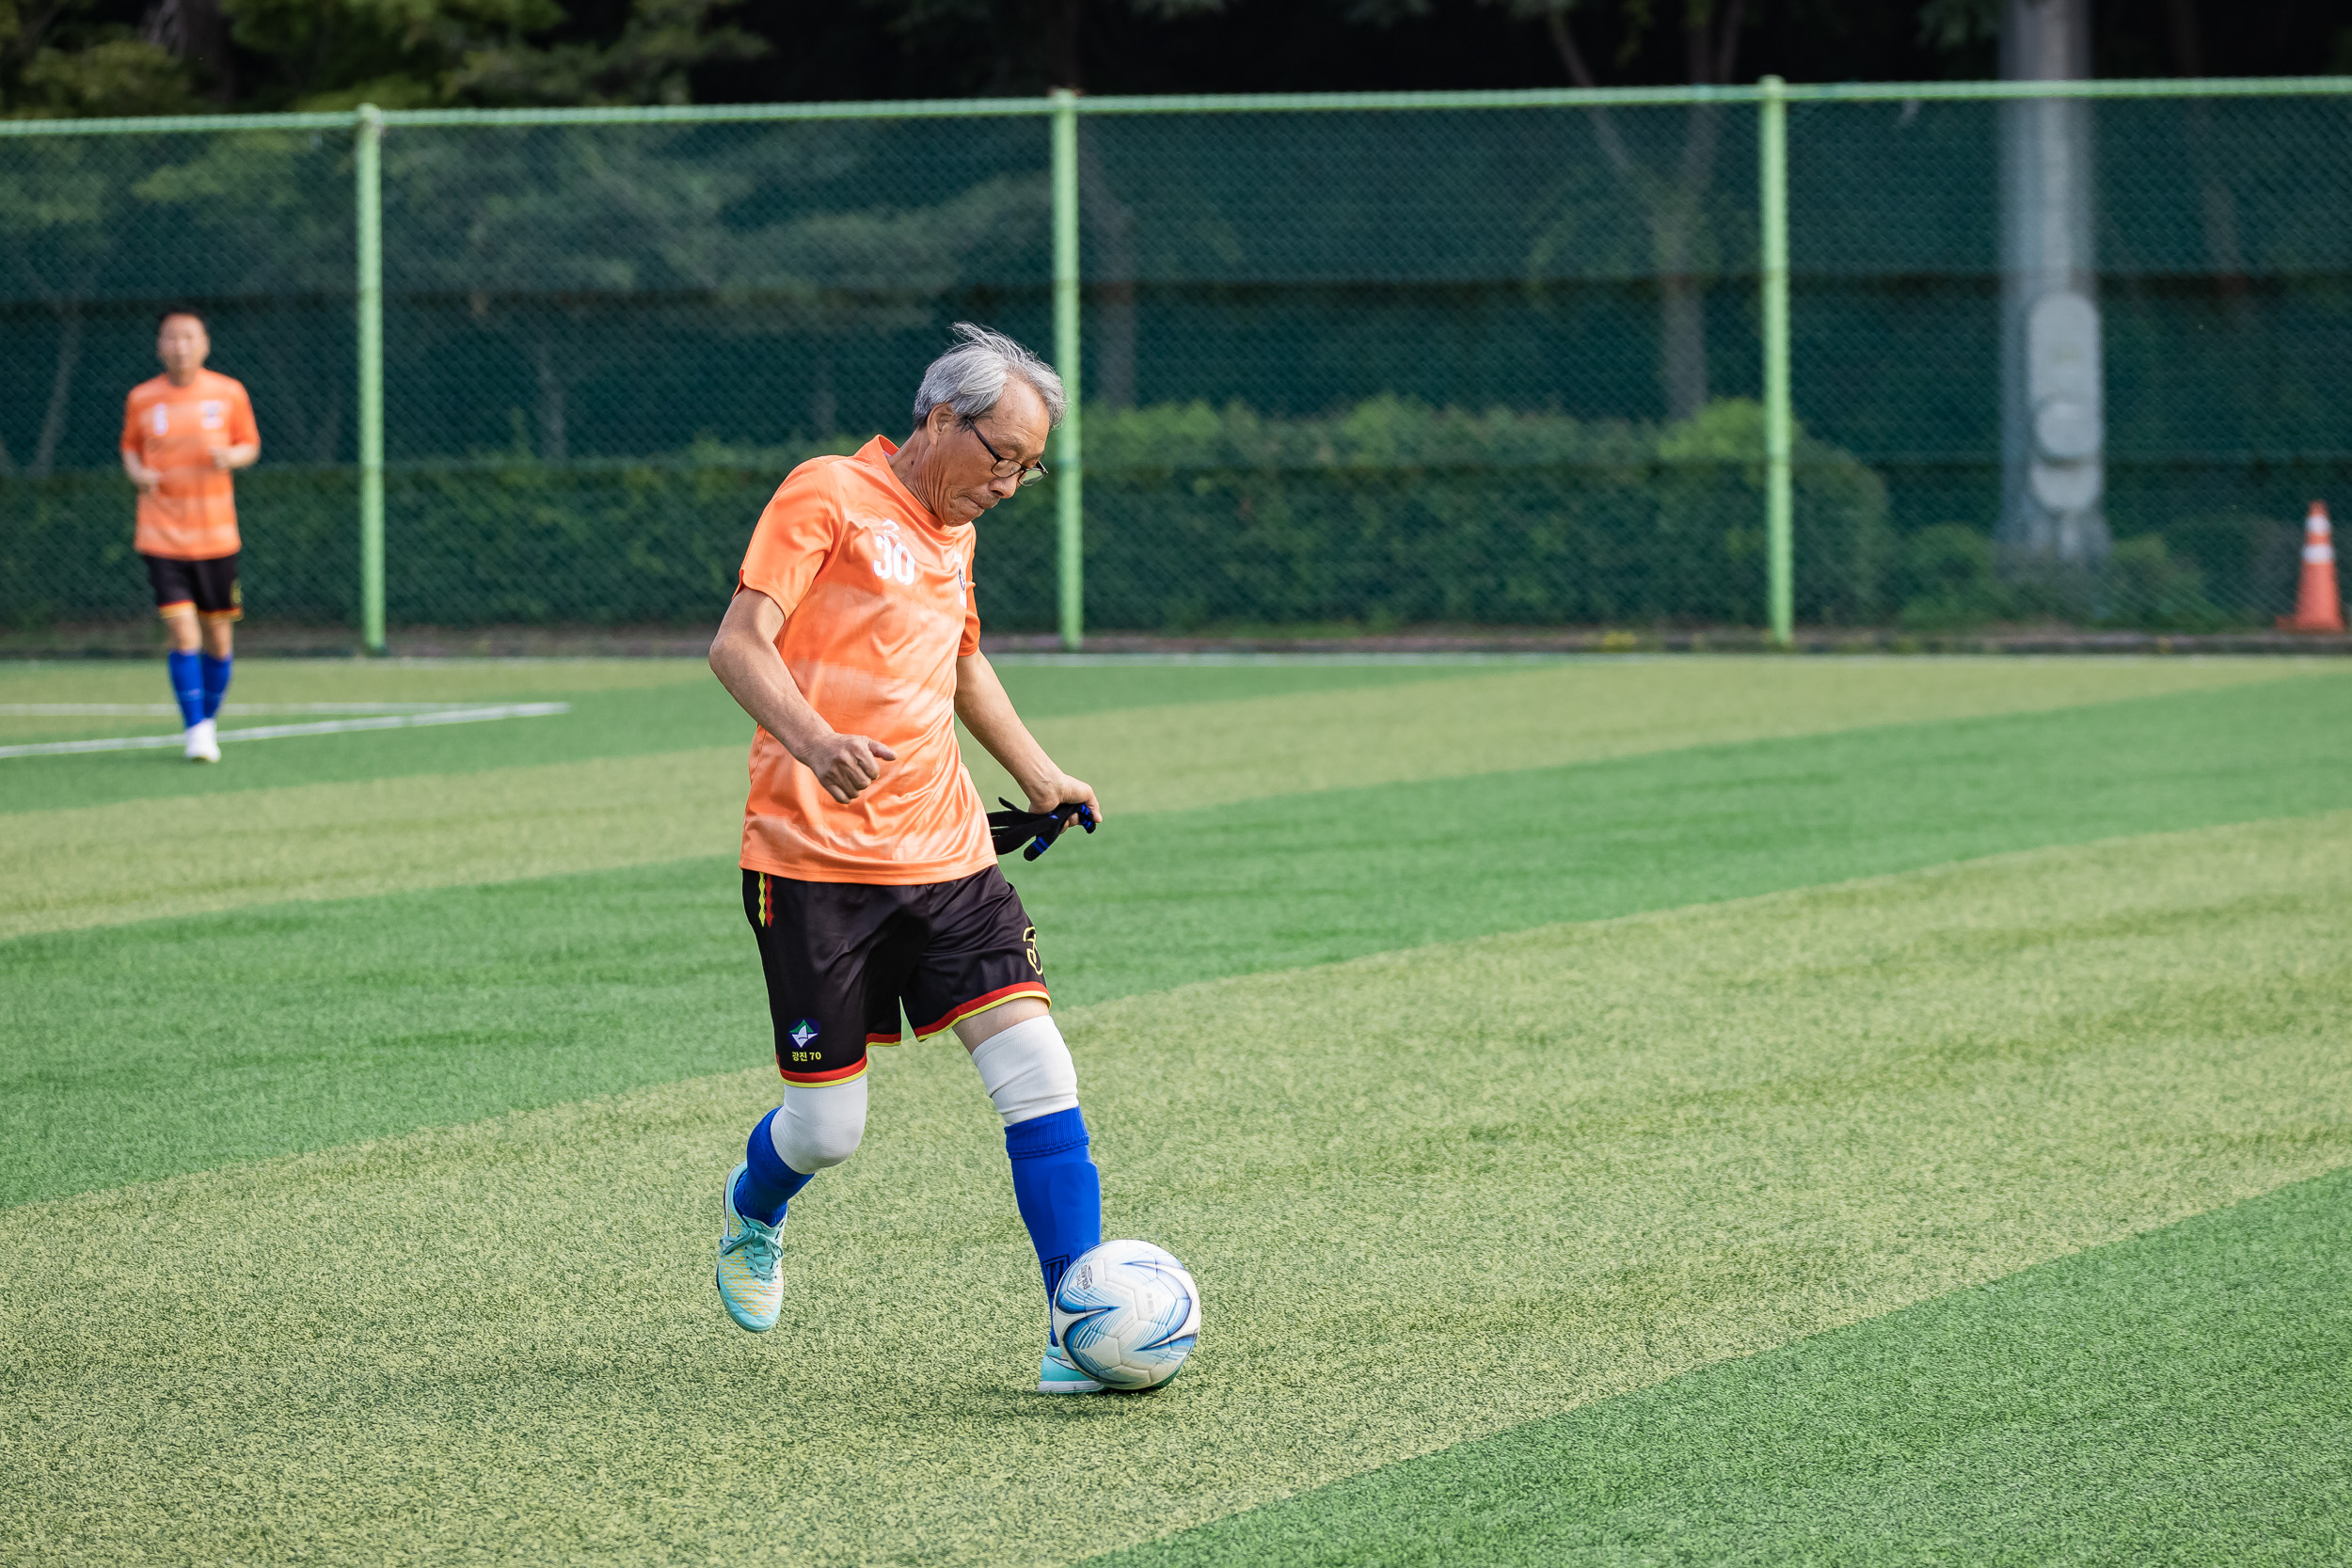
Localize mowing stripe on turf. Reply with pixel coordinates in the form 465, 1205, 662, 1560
964, 656, 2329, 815
0, 862, 760, 1208
0, 702, 553, 716
0, 703, 569, 758
1021, 673, 2352, 1004
0, 659, 1483, 810
10, 673, 2352, 1208
0, 657, 707, 707
1093, 1167, 2352, 1567
2, 657, 2326, 939
4, 810, 2346, 1566
0, 744, 746, 940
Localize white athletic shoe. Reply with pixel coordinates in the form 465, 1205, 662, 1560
183, 719, 220, 763
715, 1160, 785, 1333
1038, 1344, 1105, 1394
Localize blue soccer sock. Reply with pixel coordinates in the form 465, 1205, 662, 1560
733, 1106, 814, 1227
199, 653, 231, 721
1005, 1106, 1103, 1343
166, 650, 204, 728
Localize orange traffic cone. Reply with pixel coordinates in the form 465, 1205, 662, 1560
2279, 501, 2344, 633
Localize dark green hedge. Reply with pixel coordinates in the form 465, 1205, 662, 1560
5, 398, 1893, 633
36, 398, 2283, 634
1029, 396, 1888, 631
0, 467, 361, 629
1893, 515, 2308, 632
6, 411, 2316, 640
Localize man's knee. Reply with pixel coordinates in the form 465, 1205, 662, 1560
968, 1013, 1078, 1127
954, 993, 1049, 1049
773, 1075, 867, 1173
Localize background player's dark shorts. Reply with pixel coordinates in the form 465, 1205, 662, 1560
143, 552, 241, 621
742, 864, 1048, 1085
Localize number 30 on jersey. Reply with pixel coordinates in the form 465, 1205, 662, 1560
870, 535, 916, 585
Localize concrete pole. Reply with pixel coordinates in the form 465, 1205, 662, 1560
1759, 76, 1792, 646
356, 103, 386, 654
1999, 0, 2107, 573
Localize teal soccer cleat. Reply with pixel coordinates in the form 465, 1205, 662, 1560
1038, 1344, 1105, 1394
715, 1159, 784, 1333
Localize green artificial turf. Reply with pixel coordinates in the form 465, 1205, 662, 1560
0, 657, 1488, 814
991, 655, 1513, 718
6, 656, 2348, 1564
975, 657, 2314, 816
1021, 672, 2352, 1001
1099, 1165, 2352, 1568
3, 743, 748, 940
6, 657, 2318, 937
8, 673, 2352, 1206
0, 660, 738, 813
5, 812, 2347, 1566
0, 677, 741, 813
0, 864, 760, 1206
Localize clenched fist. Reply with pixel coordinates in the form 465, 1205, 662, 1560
798, 731, 898, 803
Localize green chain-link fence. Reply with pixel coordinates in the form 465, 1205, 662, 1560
4, 81, 2350, 646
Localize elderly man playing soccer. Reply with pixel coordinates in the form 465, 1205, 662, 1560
707, 323, 1113, 1393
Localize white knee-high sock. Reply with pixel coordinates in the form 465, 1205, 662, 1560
968, 1014, 1079, 1127
771, 1075, 868, 1175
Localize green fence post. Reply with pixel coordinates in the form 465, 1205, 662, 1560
355, 103, 386, 655
1759, 75, 1793, 647
1050, 88, 1084, 652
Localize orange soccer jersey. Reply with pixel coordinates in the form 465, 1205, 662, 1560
737, 436, 993, 885
121, 369, 258, 561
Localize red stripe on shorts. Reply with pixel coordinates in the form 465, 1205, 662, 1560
778, 1058, 866, 1086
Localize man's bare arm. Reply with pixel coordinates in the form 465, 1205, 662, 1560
955, 650, 1104, 822
121, 449, 160, 491
212, 440, 260, 471
708, 589, 897, 803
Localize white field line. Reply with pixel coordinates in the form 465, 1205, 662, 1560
0, 703, 569, 759
0, 702, 517, 717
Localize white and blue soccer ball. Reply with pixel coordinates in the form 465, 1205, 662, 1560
1051, 1239, 1201, 1390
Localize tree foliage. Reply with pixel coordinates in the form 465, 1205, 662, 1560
2, 1, 203, 115
0, 0, 763, 116
7, 1, 2340, 119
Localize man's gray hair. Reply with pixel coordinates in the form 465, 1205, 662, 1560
912, 322, 1067, 430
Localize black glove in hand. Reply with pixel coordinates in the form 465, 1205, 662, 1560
988, 798, 1098, 861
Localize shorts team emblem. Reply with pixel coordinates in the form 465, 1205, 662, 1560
788, 1018, 819, 1049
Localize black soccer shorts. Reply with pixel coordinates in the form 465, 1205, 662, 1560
741, 864, 1050, 1085
143, 552, 242, 622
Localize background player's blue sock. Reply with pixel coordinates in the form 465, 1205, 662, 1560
166, 651, 204, 728
1005, 1105, 1102, 1344
733, 1106, 812, 1227
199, 653, 231, 720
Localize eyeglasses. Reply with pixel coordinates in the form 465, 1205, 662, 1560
964, 419, 1048, 487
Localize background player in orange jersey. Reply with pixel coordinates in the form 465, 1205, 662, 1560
706, 323, 1119, 1391
120, 309, 260, 763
